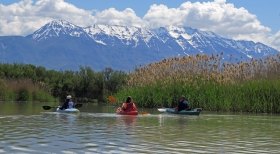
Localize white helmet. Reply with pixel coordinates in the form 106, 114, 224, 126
66, 95, 72, 99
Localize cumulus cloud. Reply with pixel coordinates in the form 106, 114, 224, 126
0, 0, 146, 36
143, 4, 185, 28
269, 31, 280, 50
144, 1, 268, 38
93, 8, 145, 27
143, 0, 279, 50
0, 0, 95, 35
0, 0, 279, 51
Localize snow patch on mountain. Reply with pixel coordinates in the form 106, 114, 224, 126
31, 20, 88, 41
24, 19, 279, 70
84, 24, 154, 45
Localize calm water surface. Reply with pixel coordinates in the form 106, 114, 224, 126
0, 102, 279, 153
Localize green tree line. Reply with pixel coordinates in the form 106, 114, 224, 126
0, 64, 127, 102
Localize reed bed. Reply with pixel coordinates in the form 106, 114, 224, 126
116, 54, 280, 113
0, 79, 55, 102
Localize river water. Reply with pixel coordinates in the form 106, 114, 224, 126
0, 102, 279, 153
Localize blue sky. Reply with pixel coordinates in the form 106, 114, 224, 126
64, 0, 280, 32
0, 0, 279, 50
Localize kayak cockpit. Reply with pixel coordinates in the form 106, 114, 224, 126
56, 108, 80, 113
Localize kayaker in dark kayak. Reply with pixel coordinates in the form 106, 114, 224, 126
116, 96, 138, 113
60, 95, 75, 110
176, 96, 190, 111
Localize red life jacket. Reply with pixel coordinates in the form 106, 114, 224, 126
123, 102, 137, 112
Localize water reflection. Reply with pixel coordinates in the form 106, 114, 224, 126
158, 113, 191, 128
0, 103, 280, 153
116, 115, 137, 127
54, 112, 79, 124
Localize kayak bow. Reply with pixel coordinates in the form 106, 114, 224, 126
158, 108, 202, 115
116, 110, 138, 115
56, 108, 80, 113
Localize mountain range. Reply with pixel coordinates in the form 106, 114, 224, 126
0, 19, 279, 71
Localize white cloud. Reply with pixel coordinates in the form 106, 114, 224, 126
143, 0, 280, 51
144, 0, 269, 38
93, 8, 145, 27
0, 0, 145, 36
0, 0, 279, 51
269, 31, 280, 50
143, 4, 185, 28
0, 0, 95, 36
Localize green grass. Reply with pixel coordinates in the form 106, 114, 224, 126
0, 79, 57, 102
115, 79, 280, 113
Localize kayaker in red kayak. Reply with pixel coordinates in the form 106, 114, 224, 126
116, 96, 138, 115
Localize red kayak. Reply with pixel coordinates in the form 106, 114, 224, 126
116, 108, 138, 115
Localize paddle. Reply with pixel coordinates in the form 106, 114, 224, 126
138, 111, 150, 115
42, 106, 56, 110
42, 103, 83, 110
108, 95, 117, 104
74, 103, 83, 108
157, 108, 167, 112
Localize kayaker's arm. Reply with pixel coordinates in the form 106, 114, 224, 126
132, 103, 137, 110
121, 103, 127, 110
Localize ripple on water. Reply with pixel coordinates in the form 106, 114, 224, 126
0, 113, 280, 153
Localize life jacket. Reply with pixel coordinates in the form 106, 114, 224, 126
68, 101, 74, 108
178, 100, 189, 111
123, 102, 137, 112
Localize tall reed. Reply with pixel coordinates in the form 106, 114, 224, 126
115, 54, 280, 113
0, 79, 56, 102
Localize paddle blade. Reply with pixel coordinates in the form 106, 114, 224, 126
158, 108, 167, 112
74, 104, 83, 108
139, 112, 150, 115
108, 95, 117, 103
42, 106, 52, 110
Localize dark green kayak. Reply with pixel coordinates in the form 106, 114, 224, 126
158, 108, 202, 115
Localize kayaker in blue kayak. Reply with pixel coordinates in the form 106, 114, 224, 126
60, 95, 75, 110
176, 96, 190, 111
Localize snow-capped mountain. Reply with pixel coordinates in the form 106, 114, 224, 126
0, 19, 279, 71
30, 20, 91, 41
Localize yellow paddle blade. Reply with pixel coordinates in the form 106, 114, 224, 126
108, 95, 117, 103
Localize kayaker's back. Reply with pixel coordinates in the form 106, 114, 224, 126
127, 102, 137, 111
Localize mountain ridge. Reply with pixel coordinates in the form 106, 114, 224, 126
0, 19, 279, 71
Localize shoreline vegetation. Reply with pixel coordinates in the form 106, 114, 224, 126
0, 65, 126, 103
116, 54, 280, 113
0, 53, 279, 113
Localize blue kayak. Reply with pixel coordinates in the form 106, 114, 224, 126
56, 108, 80, 113
158, 108, 202, 115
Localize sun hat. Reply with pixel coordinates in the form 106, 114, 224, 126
66, 95, 72, 99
